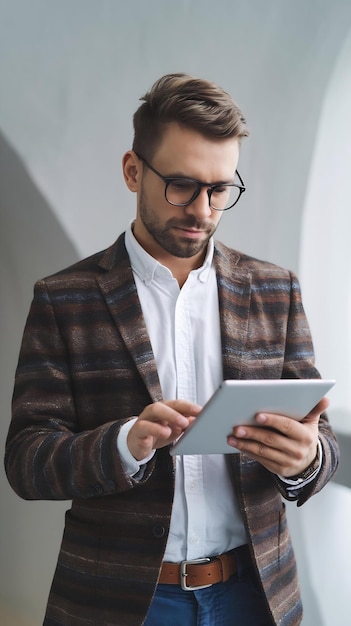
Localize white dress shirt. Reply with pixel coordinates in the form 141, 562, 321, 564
119, 224, 248, 561
118, 223, 321, 562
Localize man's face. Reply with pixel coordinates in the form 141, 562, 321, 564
133, 122, 240, 264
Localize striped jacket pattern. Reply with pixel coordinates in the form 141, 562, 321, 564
5, 234, 339, 626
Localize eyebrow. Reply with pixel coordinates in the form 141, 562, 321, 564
163, 171, 236, 185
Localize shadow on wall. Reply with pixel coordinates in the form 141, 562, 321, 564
0, 128, 79, 301
0, 130, 78, 624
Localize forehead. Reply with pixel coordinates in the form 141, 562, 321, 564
153, 122, 240, 180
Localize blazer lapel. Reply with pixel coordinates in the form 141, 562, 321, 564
214, 242, 252, 380
97, 234, 162, 403
96, 235, 251, 397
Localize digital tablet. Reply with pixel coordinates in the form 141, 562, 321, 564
171, 378, 335, 455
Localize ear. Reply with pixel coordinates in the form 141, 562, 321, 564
122, 151, 142, 192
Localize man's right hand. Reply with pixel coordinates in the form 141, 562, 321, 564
127, 400, 201, 461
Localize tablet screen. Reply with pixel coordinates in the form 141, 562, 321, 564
171, 378, 335, 455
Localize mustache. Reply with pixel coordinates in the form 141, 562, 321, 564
166, 216, 214, 230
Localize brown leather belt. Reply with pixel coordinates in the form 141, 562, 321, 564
159, 548, 248, 591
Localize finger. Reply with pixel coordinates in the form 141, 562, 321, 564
303, 397, 329, 421
231, 424, 292, 454
227, 431, 288, 467
133, 419, 173, 440
254, 412, 299, 437
140, 400, 202, 431
227, 424, 300, 471
254, 396, 330, 430
232, 413, 298, 442
139, 402, 190, 429
253, 399, 327, 435
163, 399, 202, 417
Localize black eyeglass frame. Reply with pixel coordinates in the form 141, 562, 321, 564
135, 152, 246, 211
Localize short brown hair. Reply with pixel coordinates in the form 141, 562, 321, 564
132, 73, 249, 160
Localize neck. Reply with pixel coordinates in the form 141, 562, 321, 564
153, 248, 207, 288
170, 256, 206, 288
131, 221, 208, 287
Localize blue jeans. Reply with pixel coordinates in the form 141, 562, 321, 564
144, 554, 272, 626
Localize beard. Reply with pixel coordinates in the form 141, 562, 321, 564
139, 185, 218, 258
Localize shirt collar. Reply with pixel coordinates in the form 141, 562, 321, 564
125, 221, 214, 286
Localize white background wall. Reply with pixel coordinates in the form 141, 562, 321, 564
1, 1, 351, 624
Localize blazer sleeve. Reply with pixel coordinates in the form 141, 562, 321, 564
276, 271, 339, 505
4, 280, 156, 501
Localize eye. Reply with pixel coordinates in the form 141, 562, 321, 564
212, 185, 231, 195
169, 179, 196, 191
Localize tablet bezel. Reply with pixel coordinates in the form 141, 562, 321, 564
170, 378, 335, 456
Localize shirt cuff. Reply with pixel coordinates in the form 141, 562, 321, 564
117, 418, 156, 478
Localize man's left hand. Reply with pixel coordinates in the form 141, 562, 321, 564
227, 397, 329, 477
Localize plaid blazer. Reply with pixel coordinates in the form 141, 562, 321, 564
5, 234, 339, 626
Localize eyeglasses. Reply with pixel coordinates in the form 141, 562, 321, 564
135, 152, 246, 211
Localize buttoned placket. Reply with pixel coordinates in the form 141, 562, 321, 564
174, 273, 207, 559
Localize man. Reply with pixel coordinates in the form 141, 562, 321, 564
5, 73, 339, 626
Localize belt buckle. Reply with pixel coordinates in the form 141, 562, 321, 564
180, 557, 212, 591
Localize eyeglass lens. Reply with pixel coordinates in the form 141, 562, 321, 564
166, 179, 241, 210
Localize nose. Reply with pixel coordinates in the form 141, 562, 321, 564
184, 187, 212, 219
